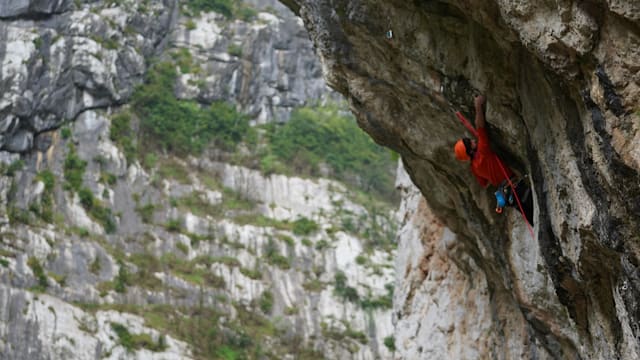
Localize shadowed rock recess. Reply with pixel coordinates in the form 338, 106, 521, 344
283, 0, 640, 359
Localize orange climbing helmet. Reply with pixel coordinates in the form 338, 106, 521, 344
454, 139, 470, 161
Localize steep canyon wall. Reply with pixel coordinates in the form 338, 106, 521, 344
283, 0, 640, 359
0, 1, 396, 359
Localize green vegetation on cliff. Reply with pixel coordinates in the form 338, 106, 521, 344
261, 104, 398, 203
184, 0, 257, 21
110, 322, 167, 352
132, 61, 253, 156
110, 112, 137, 164
27, 256, 48, 292
126, 56, 396, 207
185, 0, 233, 17
79, 301, 324, 360
64, 144, 117, 233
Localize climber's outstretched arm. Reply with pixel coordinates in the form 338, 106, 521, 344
475, 95, 486, 129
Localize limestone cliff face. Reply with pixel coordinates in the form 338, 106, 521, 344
0, 0, 333, 153
284, 0, 640, 359
0, 1, 396, 359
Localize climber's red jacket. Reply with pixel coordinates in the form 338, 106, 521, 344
471, 127, 513, 187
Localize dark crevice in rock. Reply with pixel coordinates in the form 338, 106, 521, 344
508, 145, 584, 359
581, 82, 640, 222
620, 255, 640, 344
414, 0, 467, 20
578, 231, 625, 349
530, 145, 588, 338
152, 0, 179, 50
594, 65, 626, 117
441, 75, 477, 116
577, 1, 606, 56
579, 87, 640, 343
521, 306, 580, 360
605, 8, 640, 38
580, 88, 640, 242
0, 10, 70, 22
278, 0, 301, 15
565, 85, 617, 245
0, 98, 119, 154
563, 75, 640, 349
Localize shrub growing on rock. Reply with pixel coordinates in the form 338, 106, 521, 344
292, 217, 319, 235
133, 62, 253, 155
267, 104, 397, 202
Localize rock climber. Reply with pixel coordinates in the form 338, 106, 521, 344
454, 95, 534, 225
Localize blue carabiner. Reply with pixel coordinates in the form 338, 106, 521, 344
495, 190, 506, 208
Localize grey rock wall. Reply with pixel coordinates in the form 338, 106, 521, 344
283, 0, 640, 359
0, 0, 333, 153
169, 3, 335, 124
0, 0, 395, 359
0, 0, 72, 19
0, 108, 396, 359
0, 0, 177, 152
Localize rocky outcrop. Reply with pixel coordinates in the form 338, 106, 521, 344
284, 0, 640, 359
0, 285, 191, 360
0, 0, 332, 153
0, 109, 396, 358
171, 1, 335, 124
394, 165, 500, 359
0, 0, 72, 19
0, 0, 177, 152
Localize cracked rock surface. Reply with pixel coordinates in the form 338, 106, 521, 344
284, 0, 640, 358
0, 1, 395, 359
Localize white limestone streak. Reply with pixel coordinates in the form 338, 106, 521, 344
0, 286, 191, 360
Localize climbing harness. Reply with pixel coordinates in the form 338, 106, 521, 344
494, 188, 506, 213
454, 111, 535, 240
494, 176, 530, 214
495, 159, 535, 240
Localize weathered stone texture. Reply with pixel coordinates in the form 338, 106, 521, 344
285, 0, 640, 358
0, 1, 394, 358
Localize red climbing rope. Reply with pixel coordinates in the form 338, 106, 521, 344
495, 158, 536, 240
455, 111, 478, 138
454, 111, 535, 240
